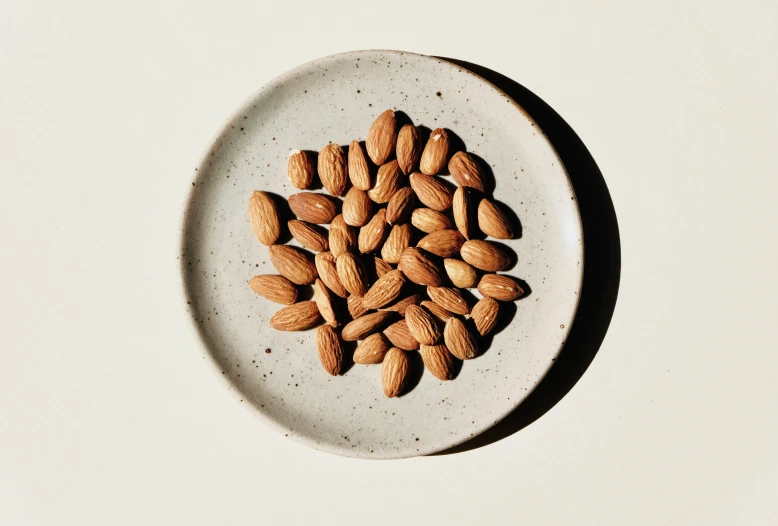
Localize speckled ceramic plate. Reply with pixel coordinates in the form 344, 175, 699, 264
180, 50, 583, 459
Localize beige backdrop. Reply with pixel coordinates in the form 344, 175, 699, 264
1, 0, 776, 524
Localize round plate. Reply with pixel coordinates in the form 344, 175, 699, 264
180, 50, 583, 459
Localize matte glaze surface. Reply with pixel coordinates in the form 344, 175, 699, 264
180, 50, 583, 459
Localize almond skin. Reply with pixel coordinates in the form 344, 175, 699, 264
361, 269, 406, 310
477, 199, 513, 239
348, 140, 372, 190
318, 143, 348, 196
383, 319, 419, 350
381, 223, 412, 264
448, 151, 487, 192
336, 252, 369, 297
396, 124, 422, 175
419, 128, 450, 175
382, 347, 409, 398
420, 300, 457, 322
417, 230, 465, 258
409, 172, 453, 211
342, 311, 395, 341
411, 208, 452, 233
248, 191, 281, 245
460, 240, 514, 272
477, 274, 525, 301
342, 187, 372, 227
386, 187, 415, 225
443, 317, 478, 360
427, 286, 470, 315
313, 279, 338, 327
379, 293, 424, 316
353, 333, 391, 364
443, 259, 478, 288
248, 275, 298, 305
287, 150, 314, 189
268, 245, 318, 285
366, 109, 398, 165
270, 301, 321, 331
329, 214, 357, 257
405, 305, 442, 345
368, 160, 403, 203
288, 193, 338, 224
314, 251, 348, 298
288, 220, 329, 252
453, 186, 478, 240
347, 294, 368, 319
373, 256, 394, 278
316, 325, 343, 375
469, 297, 500, 336
358, 209, 389, 253
397, 247, 444, 286
419, 344, 455, 380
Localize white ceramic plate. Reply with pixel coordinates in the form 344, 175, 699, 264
180, 50, 583, 459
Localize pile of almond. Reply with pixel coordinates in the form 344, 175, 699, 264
248, 110, 524, 398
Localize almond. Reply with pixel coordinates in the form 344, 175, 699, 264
383, 319, 419, 350
469, 297, 500, 336
443, 317, 478, 360
288, 192, 338, 224
248, 191, 281, 245
353, 333, 391, 364
358, 209, 388, 253
386, 187, 415, 225
460, 240, 514, 271
409, 172, 453, 211
342, 311, 395, 341
329, 214, 357, 257
366, 109, 397, 165
361, 269, 406, 309
342, 187, 372, 227
382, 347, 409, 398
477, 199, 513, 239
313, 279, 338, 327
477, 274, 525, 301
397, 247, 444, 286
287, 150, 315, 189
443, 259, 478, 288
379, 293, 424, 316
248, 275, 298, 305
419, 344, 455, 380
411, 208, 452, 233
318, 143, 347, 196
373, 256, 394, 278
419, 128, 450, 175
417, 230, 464, 258
453, 186, 478, 240
288, 220, 329, 252
405, 305, 442, 345
268, 245, 318, 285
448, 151, 487, 192
427, 286, 470, 315
336, 252, 369, 296
314, 251, 347, 298
316, 325, 343, 375
420, 300, 457, 322
348, 140, 372, 190
396, 124, 422, 175
381, 223, 412, 264
367, 160, 403, 203
347, 294, 367, 319
270, 301, 321, 331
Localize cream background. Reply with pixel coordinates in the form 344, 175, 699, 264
1, 1, 776, 524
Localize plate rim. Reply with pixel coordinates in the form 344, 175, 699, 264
178, 49, 584, 459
